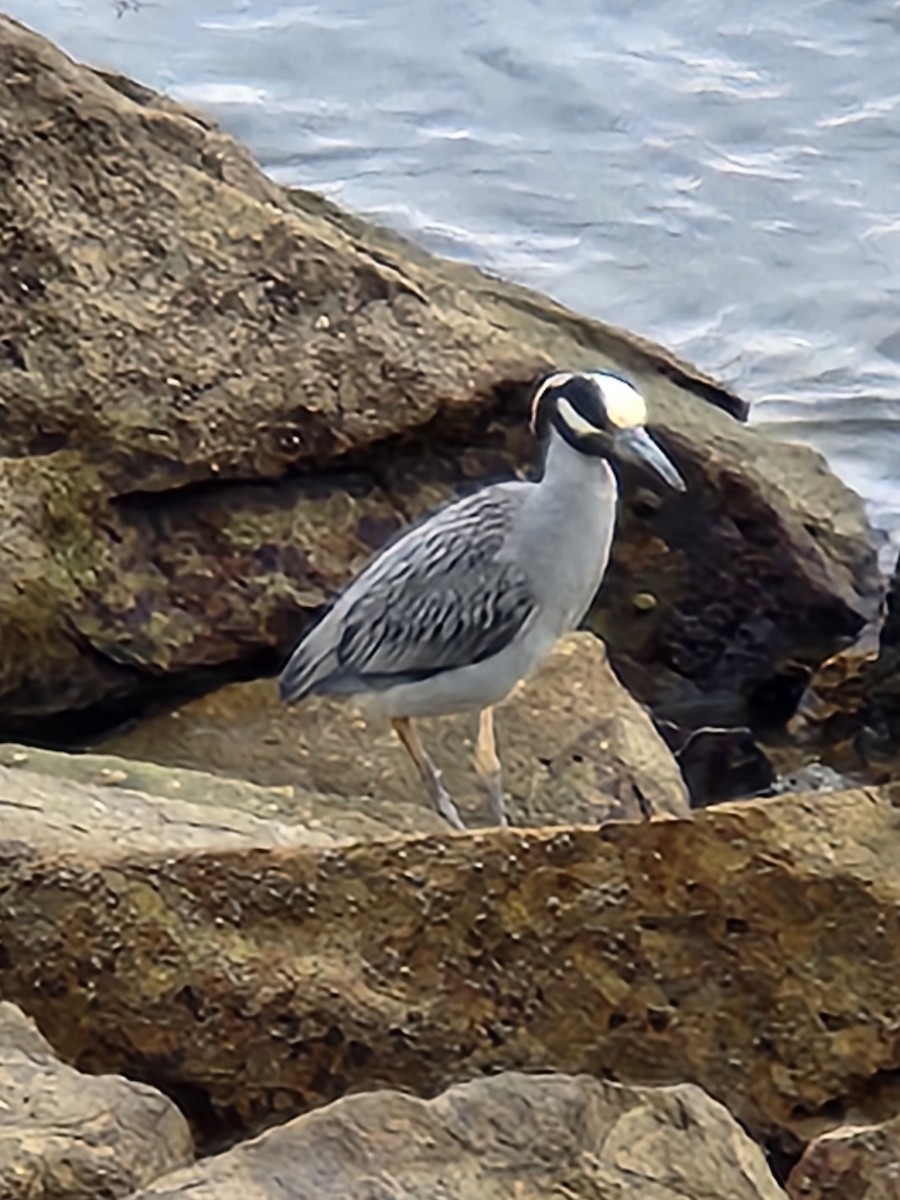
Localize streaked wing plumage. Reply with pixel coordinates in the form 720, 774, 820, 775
279, 485, 535, 700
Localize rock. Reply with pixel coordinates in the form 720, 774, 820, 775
101, 633, 690, 825
765, 762, 850, 797
1, 771, 899, 1150
657, 722, 776, 806
784, 646, 878, 780
131, 1072, 786, 1199
0, 15, 879, 738
852, 548, 900, 775
784, 547, 900, 784
0, 741, 445, 844
0, 1000, 192, 1199
787, 1115, 900, 1199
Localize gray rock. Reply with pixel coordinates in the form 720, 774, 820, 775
0, 1002, 192, 1199
131, 1073, 786, 1199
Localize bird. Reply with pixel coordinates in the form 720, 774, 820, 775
279, 370, 685, 829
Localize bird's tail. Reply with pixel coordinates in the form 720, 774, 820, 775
278, 635, 336, 705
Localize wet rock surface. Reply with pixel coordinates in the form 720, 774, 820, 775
0, 14, 880, 740
131, 1072, 787, 1199
0, 1000, 192, 1199
101, 633, 690, 826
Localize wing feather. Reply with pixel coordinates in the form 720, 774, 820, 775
279, 484, 535, 701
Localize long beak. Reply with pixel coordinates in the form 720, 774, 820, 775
614, 426, 686, 491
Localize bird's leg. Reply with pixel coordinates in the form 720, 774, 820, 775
474, 707, 507, 827
391, 717, 465, 830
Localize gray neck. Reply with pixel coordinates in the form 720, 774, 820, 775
539, 427, 618, 501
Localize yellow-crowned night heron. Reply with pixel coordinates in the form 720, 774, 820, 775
279, 370, 685, 828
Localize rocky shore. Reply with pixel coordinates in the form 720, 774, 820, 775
2, 13, 899, 1198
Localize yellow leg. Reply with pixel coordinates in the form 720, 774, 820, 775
392, 717, 465, 829
474, 707, 506, 826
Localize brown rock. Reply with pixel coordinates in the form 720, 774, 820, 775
783, 646, 877, 780
0, 1000, 192, 1199
787, 1115, 900, 1199
852, 548, 900, 776
0, 15, 879, 737
132, 1072, 786, 1199
0, 769, 898, 1148
102, 633, 690, 825
784, 546, 900, 786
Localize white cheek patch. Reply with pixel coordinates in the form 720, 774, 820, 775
532, 374, 573, 436
593, 373, 647, 430
557, 396, 600, 438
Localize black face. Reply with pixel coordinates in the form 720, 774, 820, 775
532, 373, 602, 432
530, 371, 616, 455
529, 369, 687, 489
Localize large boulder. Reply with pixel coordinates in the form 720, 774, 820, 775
0, 758, 899, 1158
102, 632, 691, 825
131, 1072, 786, 1199
0, 1000, 192, 1199
0, 14, 879, 738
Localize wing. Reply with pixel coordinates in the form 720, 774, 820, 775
282, 484, 537, 699
336, 485, 535, 686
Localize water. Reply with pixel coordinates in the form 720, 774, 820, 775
11, 0, 900, 562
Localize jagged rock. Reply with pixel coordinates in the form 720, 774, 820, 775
0, 1000, 192, 1199
131, 1072, 786, 1199
101, 633, 690, 825
0, 15, 879, 738
787, 1113, 900, 1199
0, 770, 899, 1151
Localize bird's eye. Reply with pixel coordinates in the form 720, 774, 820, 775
557, 397, 599, 437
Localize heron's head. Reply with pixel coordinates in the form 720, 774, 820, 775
530, 370, 685, 491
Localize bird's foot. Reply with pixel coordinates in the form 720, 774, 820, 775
391, 715, 466, 830
478, 767, 507, 827
427, 771, 466, 830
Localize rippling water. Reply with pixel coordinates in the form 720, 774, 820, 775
12, 0, 900, 560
